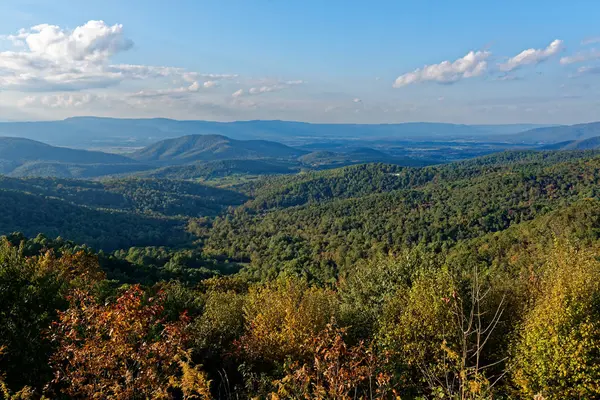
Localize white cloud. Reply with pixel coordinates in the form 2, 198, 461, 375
231, 89, 244, 98
18, 93, 100, 108
107, 64, 182, 79
130, 81, 205, 98
0, 21, 132, 90
249, 86, 278, 94
560, 49, 600, 65
8, 21, 133, 64
243, 80, 304, 96
582, 37, 600, 45
0, 21, 238, 92
200, 73, 238, 80
393, 50, 490, 88
203, 80, 217, 88
499, 39, 563, 72
353, 98, 362, 103
577, 66, 600, 75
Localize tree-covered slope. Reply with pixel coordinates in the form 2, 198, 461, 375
0, 137, 134, 164
132, 159, 299, 180
509, 121, 600, 143
204, 151, 600, 280
539, 135, 600, 150
131, 134, 308, 163
0, 177, 247, 250
7, 161, 154, 178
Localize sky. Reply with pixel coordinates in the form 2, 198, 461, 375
0, 0, 599, 124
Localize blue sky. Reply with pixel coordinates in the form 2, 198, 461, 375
0, 0, 599, 124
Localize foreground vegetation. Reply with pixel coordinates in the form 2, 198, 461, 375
2, 150, 600, 399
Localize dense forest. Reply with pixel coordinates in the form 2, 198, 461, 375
2, 150, 600, 399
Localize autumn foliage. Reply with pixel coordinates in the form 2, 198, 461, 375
271, 324, 394, 400
49, 285, 210, 399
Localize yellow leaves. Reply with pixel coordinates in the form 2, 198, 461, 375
511, 243, 600, 399
239, 277, 338, 364
168, 357, 211, 400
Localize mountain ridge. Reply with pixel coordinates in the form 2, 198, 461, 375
0, 117, 558, 148
130, 134, 308, 164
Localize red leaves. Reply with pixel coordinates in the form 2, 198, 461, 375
272, 324, 394, 399
48, 285, 209, 399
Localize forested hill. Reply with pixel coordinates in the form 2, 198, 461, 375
0, 137, 142, 177
204, 150, 600, 280
0, 177, 246, 250
238, 150, 598, 210
509, 121, 600, 143
0, 137, 133, 164
131, 134, 308, 163
539, 135, 600, 150
132, 159, 299, 180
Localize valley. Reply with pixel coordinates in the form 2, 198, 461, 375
2, 119, 600, 399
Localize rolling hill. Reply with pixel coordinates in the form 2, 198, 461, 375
298, 147, 434, 167
538, 136, 600, 150
0, 137, 134, 164
130, 134, 308, 163
508, 122, 600, 144
0, 137, 149, 178
133, 159, 300, 180
7, 161, 154, 179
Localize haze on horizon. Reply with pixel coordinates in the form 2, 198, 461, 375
0, 0, 599, 125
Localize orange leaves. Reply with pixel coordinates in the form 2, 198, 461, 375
49, 285, 210, 399
271, 324, 394, 400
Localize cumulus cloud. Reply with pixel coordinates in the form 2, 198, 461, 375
0, 21, 238, 92
499, 39, 563, 72
560, 49, 600, 65
393, 50, 490, 88
8, 21, 133, 63
231, 89, 244, 98
203, 80, 217, 88
0, 21, 135, 90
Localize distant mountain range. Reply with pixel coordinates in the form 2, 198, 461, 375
507, 122, 600, 144
0, 133, 434, 179
0, 117, 557, 148
2, 119, 600, 179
